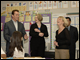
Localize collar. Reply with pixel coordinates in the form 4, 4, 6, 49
67, 25, 71, 31
68, 25, 70, 28
35, 22, 43, 25
12, 19, 18, 23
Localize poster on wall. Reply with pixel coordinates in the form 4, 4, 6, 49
19, 11, 24, 22
62, 1, 68, 8
32, 11, 38, 21
25, 11, 31, 22
11, 3, 19, 11
53, 1, 58, 9
6, 3, 11, 12
52, 18, 57, 24
5, 12, 11, 22
38, 1, 43, 10
29, 1, 33, 10
13, 3, 17, 11
1, 11, 6, 16
14, 3, 19, 11
24, 23, 30, 31
32, 14, 35, 21
76, 16, 79, 24
71, 1, 77, 8
11, 3, 13, 11
48, 1, 53, 9
58, 1, 63, 8
41, 13, 52, 23
43, 1, 48, 9
13, 3, 19, 11
71, 17, 75, 25
22, 2, 27, 11
18, 2, 23, 11
42, 16, 49, 23
2, 6, 6, 16
1, 23, 3, 31
34, 1, 38, 10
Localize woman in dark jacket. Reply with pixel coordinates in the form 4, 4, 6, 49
29, 14, 49, 57
54, 16, 70, 59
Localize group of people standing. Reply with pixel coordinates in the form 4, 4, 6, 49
3, 9, 78, 59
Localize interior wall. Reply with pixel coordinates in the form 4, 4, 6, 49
1, 1, 79, 55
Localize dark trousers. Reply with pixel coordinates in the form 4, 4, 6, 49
30, 42, 45, 57
69, 46, 76, 59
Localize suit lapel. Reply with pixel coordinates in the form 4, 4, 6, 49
35, 23, 42, 30
18, 21, 19, 31
70, 26, 72, 35
40, 23, 42, 31
35, 23, 38, 28
10, 20, 16, 31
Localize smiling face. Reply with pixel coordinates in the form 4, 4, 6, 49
35, 16, 40, 23
57, 17, 64, 27
12, 11, 19, 21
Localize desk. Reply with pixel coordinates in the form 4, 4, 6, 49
2, 57, 45, 59
45, 50, 55, 59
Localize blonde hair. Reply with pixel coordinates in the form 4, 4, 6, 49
58, 16, 68, 27
35, 14, 43, 21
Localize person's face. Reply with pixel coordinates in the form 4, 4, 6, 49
57, 18, 64, 26
12, 11, 19, 21
35, 16, 40, 23
66, 19, 71, 27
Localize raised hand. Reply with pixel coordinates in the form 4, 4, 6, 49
24, 34, 28, 40
34, 28, 40, 32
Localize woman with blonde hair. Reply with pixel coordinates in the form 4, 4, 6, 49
54, 16, 70, 59
29, 14, 48, 57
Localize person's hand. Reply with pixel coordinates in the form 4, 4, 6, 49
24, 34, 28, 40
54, 41, 56, 45
39, 33, 44, 37
54, 41, 59, 47
34, 28, 40, 32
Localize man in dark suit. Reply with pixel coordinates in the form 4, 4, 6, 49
3, 10, 28, 57
65, 17, 78, 59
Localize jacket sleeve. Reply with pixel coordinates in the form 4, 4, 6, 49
21, 24, 26, 41
55, 30, 58, 41
3, 23, 11, 42
43, 25, 49, 37
22, 24, 26, 36
29, 25, 39, 37
74, 28, 78, 42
